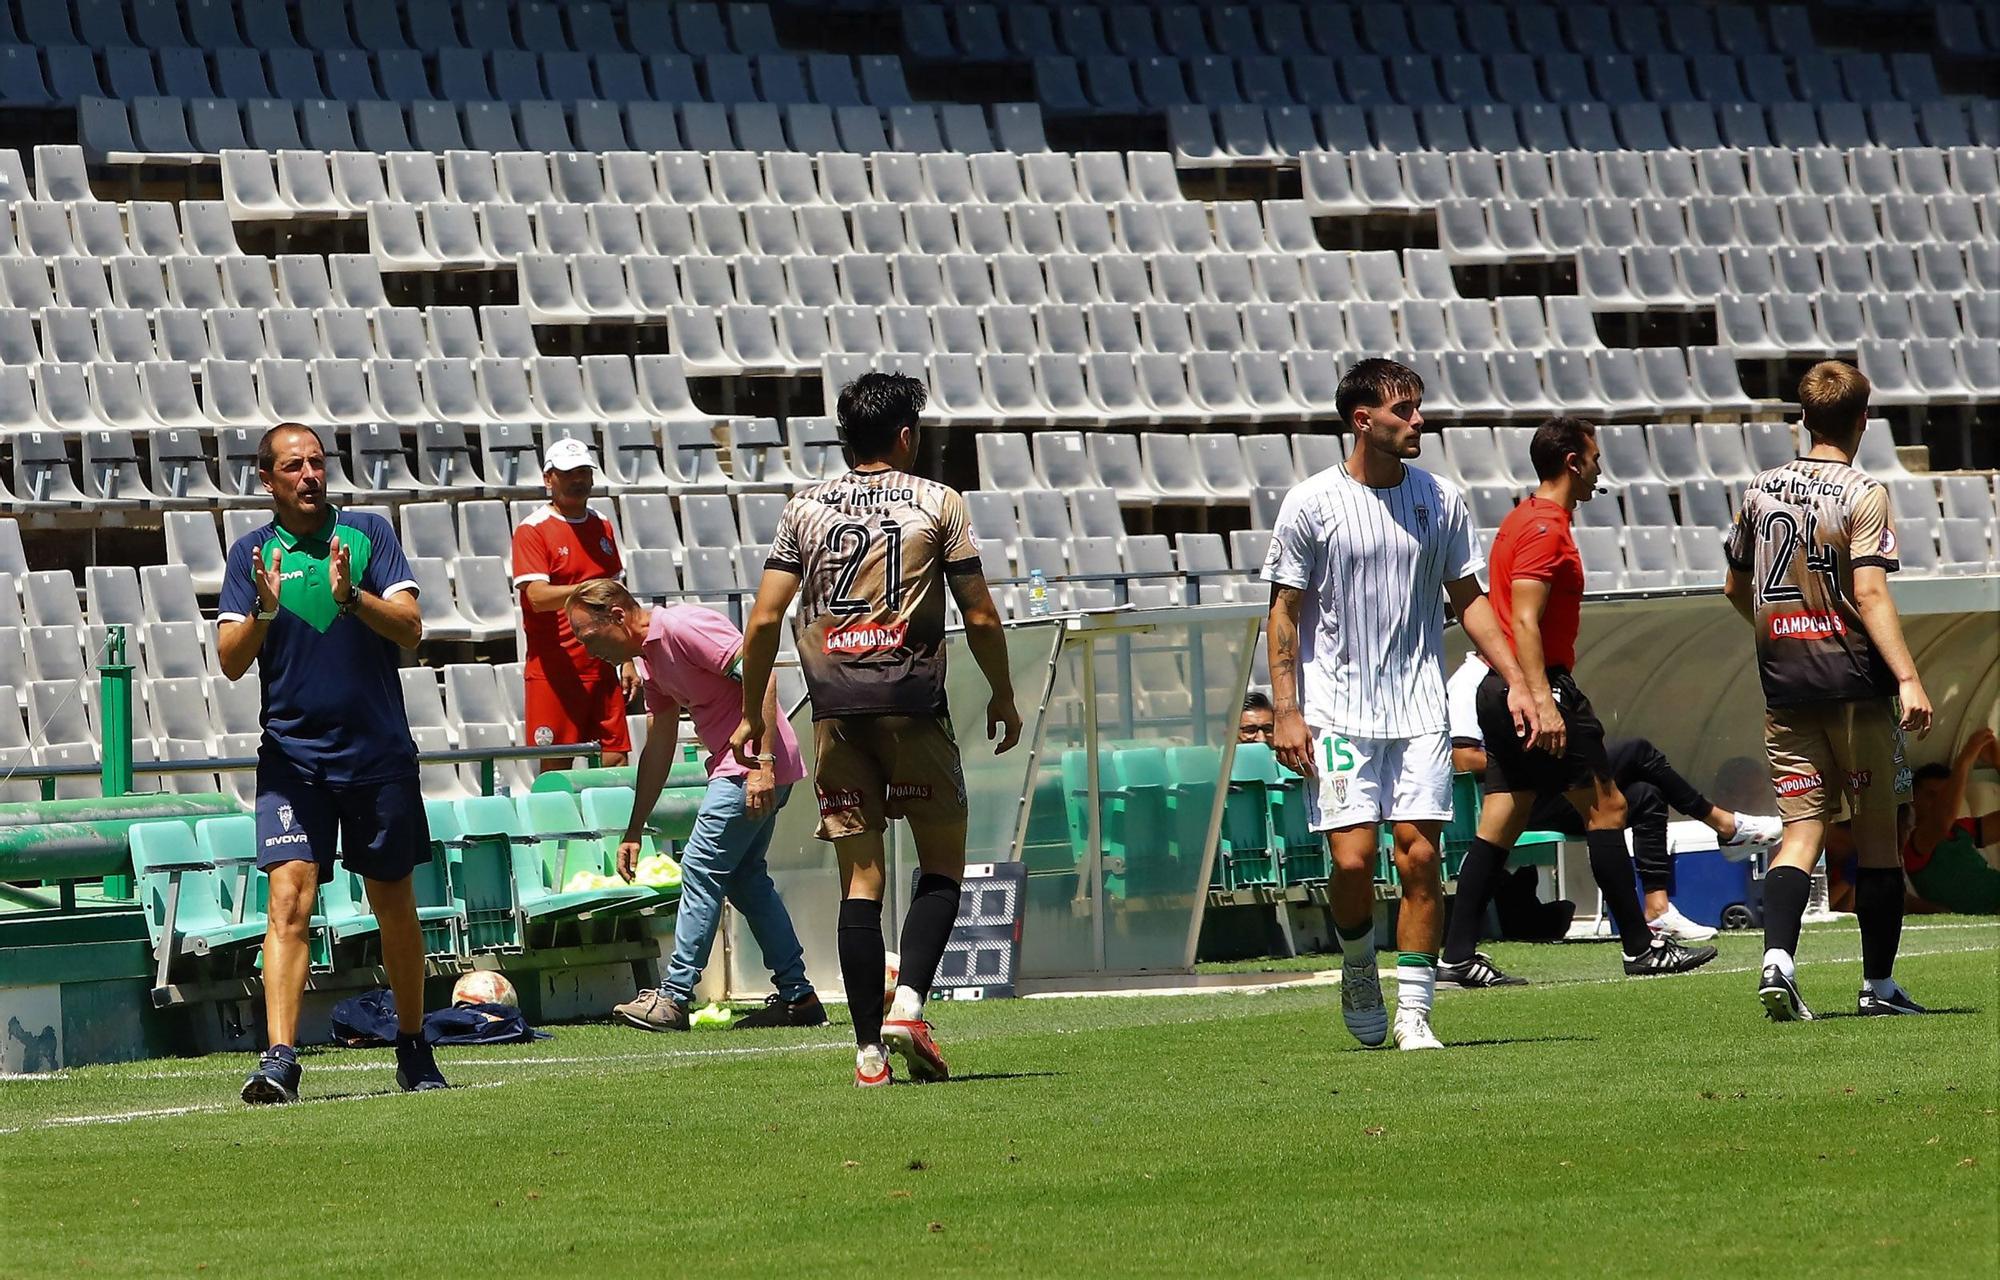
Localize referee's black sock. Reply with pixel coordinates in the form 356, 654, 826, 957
837, 897, 885, 1048
1761, 865, 1812, 964
896, 873, 962, 1004
1853, 866, 1906, 983
1442, 837, 1509, 965
1585, 830, 1652, 959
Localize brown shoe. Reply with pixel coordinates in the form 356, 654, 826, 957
612, 990, 689, 1032
730, 992, 828, 1029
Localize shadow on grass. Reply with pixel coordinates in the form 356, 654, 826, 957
1813, 1008, 1981, 1020
1342, 1035, 1598, 1051
932, 1072, 1061, 1085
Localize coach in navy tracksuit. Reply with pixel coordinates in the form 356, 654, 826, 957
217, 423, 449, 1105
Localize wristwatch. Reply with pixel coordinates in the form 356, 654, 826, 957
336, 589, 360, 618
255, 605, 278, 622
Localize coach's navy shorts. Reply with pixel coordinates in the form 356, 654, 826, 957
255, 751, 430, 885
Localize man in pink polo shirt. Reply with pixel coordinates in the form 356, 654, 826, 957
564, 580, 822, 1032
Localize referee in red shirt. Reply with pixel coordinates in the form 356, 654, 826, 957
512, 438, 637, 772
1443, 417, 1717, 985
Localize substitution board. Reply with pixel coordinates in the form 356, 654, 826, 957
920, 862, 1028, 1000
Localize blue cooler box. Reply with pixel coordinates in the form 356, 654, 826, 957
1671, 850, 1763, 929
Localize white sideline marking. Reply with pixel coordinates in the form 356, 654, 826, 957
2, 1081, 510, 1135
109, 1040, 848, 1080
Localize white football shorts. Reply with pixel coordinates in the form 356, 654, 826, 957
1305, 727, 1453, 831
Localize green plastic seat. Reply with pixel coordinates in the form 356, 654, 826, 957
1216, 743, 1278, 890
1020, 768, 1076, 874
574, 787, 684, 904
454, 794, 643, 926
190, 814, 333, 970
522, 789, 672, 911
130, 820, 268, 989
1108, 748, 1174, 896
1164, 745, 1221, 873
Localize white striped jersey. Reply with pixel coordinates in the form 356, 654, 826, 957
1261, 463, 1482, 739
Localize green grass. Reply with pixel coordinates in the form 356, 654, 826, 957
4, 922, 1997, 1279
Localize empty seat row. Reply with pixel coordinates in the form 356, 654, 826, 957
1320, 145, 2000, 212
809, 345, 1760, 429
0, 42, 901, 108
1438, 198, 2000, 269
512, 247, 1477, 324
0, 197, 242, 258
15, 0, 786, 59
0, 252, 386, 314
1033, 49, 1947, 113
370, 191, 1307, 267
343, 146, 1180, 213
0, 351, 723, 440
0, 303, 543, 369
1718, 297, 2000, 358
79, 94, 1050, 163
10, 405, 819, 528
909, 4, 1819, 65
1170, 99, 1996, 168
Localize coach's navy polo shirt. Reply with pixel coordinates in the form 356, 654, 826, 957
218, 508, 421, 786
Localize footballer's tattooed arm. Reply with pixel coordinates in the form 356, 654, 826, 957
1267, 583, 1314, 777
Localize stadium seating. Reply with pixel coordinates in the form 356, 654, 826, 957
0, 0, 1993, 806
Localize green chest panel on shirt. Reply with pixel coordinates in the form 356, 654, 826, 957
261, 519, 373, 634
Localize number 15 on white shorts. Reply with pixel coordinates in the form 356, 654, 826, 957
1306, 729, 1455, 832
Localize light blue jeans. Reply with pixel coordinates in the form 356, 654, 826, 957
660, 778, 812, 1008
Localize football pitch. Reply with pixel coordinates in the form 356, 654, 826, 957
4, 922, 1996, 1279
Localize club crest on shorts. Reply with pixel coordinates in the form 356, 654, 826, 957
1330, 774, 1350, 807
277, 803, 294, 832
534, 725, 554, 746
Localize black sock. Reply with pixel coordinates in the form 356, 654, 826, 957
896, 873, 963, 1002
838, 897, 886, 1047
1443, 837, 1509, 964
1762, 865, 1812, 958
1853, 867, 1905, 982
1586, 829, 1651, 958
268, 1043, 295, 1061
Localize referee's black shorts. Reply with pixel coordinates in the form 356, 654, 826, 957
1475, 667, 1613, 799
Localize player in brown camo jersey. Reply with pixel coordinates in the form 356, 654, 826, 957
1722, 361, 1933, 1023
731, 373, 1022, 1087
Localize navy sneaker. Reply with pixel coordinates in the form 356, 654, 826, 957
1758, 964, 1815, 1022
394, 1035, 450, 1092
1857, 984, 1929, 1016
241, 1047, 301, 1105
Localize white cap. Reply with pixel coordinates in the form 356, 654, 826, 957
542, 437, 598, 472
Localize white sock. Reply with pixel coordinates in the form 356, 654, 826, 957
888, 985, 925, 1023
1865, 976, 1898, 999
1396, 960, 1435, 1016
1763, 948, 1795, 979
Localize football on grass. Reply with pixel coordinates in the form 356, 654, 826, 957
452, 971, 519, 1007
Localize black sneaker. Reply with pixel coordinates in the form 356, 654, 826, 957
1857, 985, 1929, 1016
1437, 952, 1529, 988
241, 1047, 301, 1105
394, 1035, 451, 1092
1623, 936, 1718, 977
1758, 964, 1815, 1022
731, 991, 829, 1030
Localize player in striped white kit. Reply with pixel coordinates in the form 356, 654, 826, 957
1264, 359, 1550, 1050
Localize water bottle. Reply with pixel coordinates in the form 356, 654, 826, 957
1027, 568, 1051, 617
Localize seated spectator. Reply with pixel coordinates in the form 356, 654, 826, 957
1905, 725, 2000, 915
1239, 690, 1275, 745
